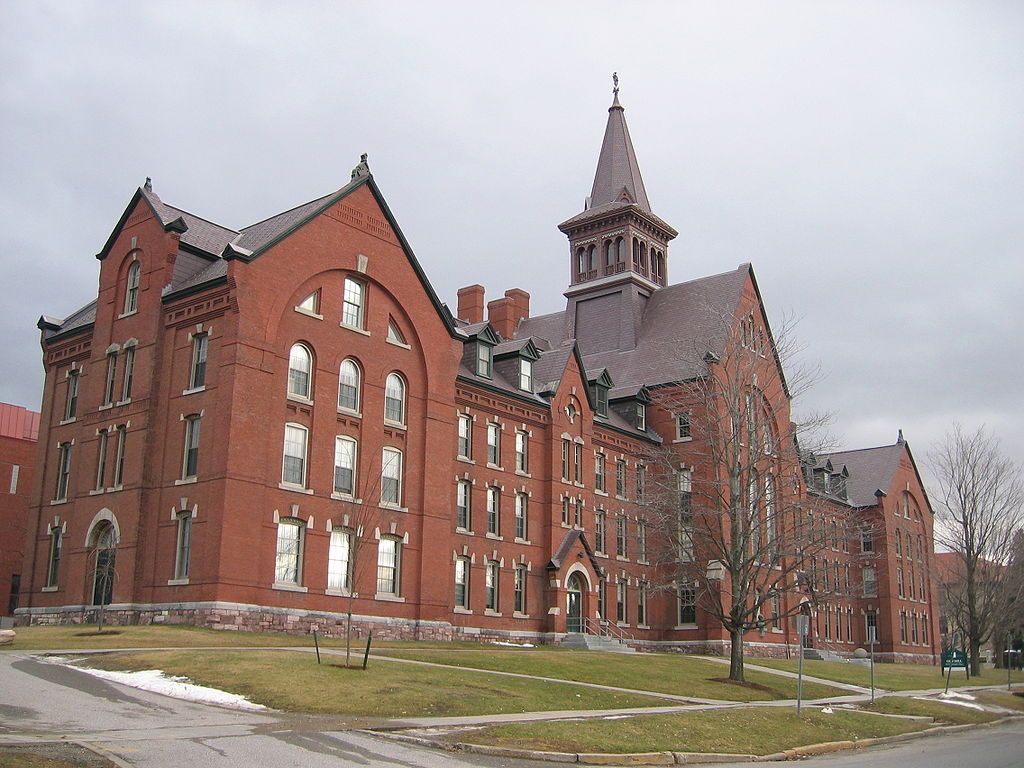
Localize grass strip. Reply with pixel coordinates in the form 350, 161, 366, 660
748, 657, 1024, 691
78, 649, 667, 717
451, 707, 929, 755
377, 648, 846, 702
861, 696, 1000, 725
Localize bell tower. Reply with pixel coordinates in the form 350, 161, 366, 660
559, 76, 678, 354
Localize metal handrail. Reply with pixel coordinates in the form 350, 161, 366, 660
580, 616, 634, 643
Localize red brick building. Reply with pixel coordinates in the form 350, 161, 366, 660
1, 402, 39, 618
17, 90, 940, 661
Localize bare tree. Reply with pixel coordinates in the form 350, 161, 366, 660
642, 307, 857, 683
929, 425, 1024, 675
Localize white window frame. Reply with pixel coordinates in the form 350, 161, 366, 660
338, 358, 361, 413
174, 511, 192, 580
457, 414, 472, 459
485, 560, 499, 611
54, 443, 72, 501
381, 447, 403, 507
376, 536, 401, 596
454, 556, 470, 609
487, 486, 500, 535
328, 528, 353, 592
456, 479, 472, 530
124, 261, 140, 314
103, 352, 117, 406
515, 492, 528, 540
342, 277, 365, 330
189, 332, 209, 390
487, 423, 500, 466
95, 429, 109, 491
182, 415, 201, 480
518, 358, 532, 391
476, 342, 493, 378
274, 518, 304, 586
46, 527, 62, 588
281, 423, 309, 488
120, 346, 135, 402
384, 372, 406, 426
287, 343, 313, 400
64, 370, 80, 421
514, 564, 526, 614
333, 436, 357, 497
515, 431, 528, 473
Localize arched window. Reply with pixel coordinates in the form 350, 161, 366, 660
639, 242, 648, 276
616, 237, 625, 267
338, 359, 361, 412
124, 262, 140, 314
586, 244, 596, 273
604, 240, 615, 268
632, 237, 641, 270
384, 372, 406, 425
90, 520, 117, 606
576, 248, 586, 277
287, 343, 313, 399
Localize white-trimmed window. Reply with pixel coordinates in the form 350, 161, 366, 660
381, 447, 403, 506
637, 520, 647, 562
115, 427, 130, 489
485, 560, 499, 611
615, 459, 626, 497
333, 436, 357, 496
678, 582, 697, 624
514, 564, 526, 613
342, 277, 365, 329
328, 528, 353, 592
487, 486, 500, 535
457, 414, 472, 459
515, 492, 528, 540
384, 373, 406, 425
121, 346, 135, 401
54, 443, 72, 501
595, 510, 606, 553
561, 439, 570, 480
515, 431, 528, 472
338, 359, 361, 412
387, 319, 407, 345
297, 290, 319, 315
675, 412, 691, 440
46, 527, 62, 588
574, 497, 583, 526
376, 536, 400, 595
862, 566, 877, 597
637, 581, 648, 625
282, 423, 308, 487
561, 497, 570, 525
476, 342, 493, 378
64, 370, 80, 421
182, 415, 201, 480
95, 429, 109, 490
103, 352, 117, 406
487, 423, 500, 465
287, 343, 313, 399
635, 464, 646, 502
518, 358, 533, 391
595, 453, 606, 492
124, 261, 140, 314
616, 580, 627, 623
678, 468, 694, 561
174, 511, 192, 579
274, 519, 304, 585
616, 515, 627, 558
635, 403, 646, 431
189, 332, 208, 389
456, 479, 472, 530
573, 443, 583, 483
454, 556, 470, 609
9, 464, 19, 494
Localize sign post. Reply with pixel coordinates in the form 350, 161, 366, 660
868, 625, 876, 704
796, 614, 808, 715
942, 649, 968, 694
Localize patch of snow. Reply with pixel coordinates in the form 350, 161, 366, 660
603, 715, 633, 720
938, 691, 976, 701
70, 664, 267, 711
821, 707, 834, 714
917, 695, 986, 711
491, 641, 535, 648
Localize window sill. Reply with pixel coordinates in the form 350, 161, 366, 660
340, 323, 371, 337
386, 338, 411, 350
107, 485, 124, 493
595, 551, 606, 558
286, 394, 314, 406
486, 463, 504, 471
337, 407, 362, 419
514, 470, 531, 478
383, 419, 407, 431
98, 403, 113, 411
560, 522, 571, 529
295, 307, 323, 320
485, 533, 503, 541
484, 609, 502, 617
326, 588, 357, 598
280, 483, 314, 495
116, 398, 132, 407
331, 492, 359, 502
616, 556, 630, 562
595, 489, 608, 497
637, 560, 650, 566
182, 385, 206, 396
674, 623, 698, 630
272, 582, 308, 593
379, 503, 408, 512
50, 499, 67, 506
672, 437, 693, 444
615, 495, 627, 502
375, 593, 405, 603
637, 624, 650, 630
771, 628, 784, 634
41, 586, 59, 593
59, 417, 76, 426
89, 489, 105, 496
456, 456, 475, 464
573, 481, 585, 489
513, 611, 530, 619
175, 477, 198, 486
514, 537, 531, 545
616, 622, 630, 629
456, 528, 476, 536
454, 607, 473, 615
167, 578, 190, 586
117, 309, 138, 320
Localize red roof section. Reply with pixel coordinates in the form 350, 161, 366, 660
0, 402, 40, 441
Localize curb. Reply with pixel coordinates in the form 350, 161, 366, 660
387, 714, 1024, 765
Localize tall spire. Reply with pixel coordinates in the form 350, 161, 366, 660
588, 73, 651, 213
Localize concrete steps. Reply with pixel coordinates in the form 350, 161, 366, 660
562, 632, 636, 653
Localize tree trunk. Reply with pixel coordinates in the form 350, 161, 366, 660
345, 608, 353, 668
969, 636, 982, 677
729, 627, 745, 682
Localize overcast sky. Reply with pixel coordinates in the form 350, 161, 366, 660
2, 1, 1022, 485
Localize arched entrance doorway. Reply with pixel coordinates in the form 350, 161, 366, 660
89, 521, 117, 606
566, 572, 585, 633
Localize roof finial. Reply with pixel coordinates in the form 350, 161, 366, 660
897, 428, 905, 444
351, 153, 370, 181
144, 177, 153, 192
613, 71, 619, 95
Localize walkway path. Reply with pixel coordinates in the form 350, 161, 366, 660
695, 653, 873, 694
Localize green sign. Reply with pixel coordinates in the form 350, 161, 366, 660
942, 650, 968, 670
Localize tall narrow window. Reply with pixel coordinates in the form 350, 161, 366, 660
515, 431, 528, 472
514, 564, 526, 613
561, 497, 570, 525
591, 384, 608, 417
54, 443, 72, 501
637, 582, 648, 625
124, 262, 140, 314
95, 429, 109, 491
333, 436, 357, 496
635, 403, 646, 431
376, 537, 400, 595
598, 577, 607, 619
328, 528, 352, 592
678, 469, 693, 562
897, 567, 904, 597
46, 527, 62, 588
476, 342, 493, 378
485, 561, 499, 611
190, 333, 208, 390
103, 352, 117, 406
457, 414, 472, 459
456, 480, 472, 530
595, 510, 606, 553
866, 610, 878, 642
174, 512, 192, 580
561, 439, 570, 480
454, 556, 470, 609
574, 498, 583, 527
9, 464, 20, 494
487, 486, 500, 535
616, 580, 627, 623
616, 515, 627, 558
636, 465, 646, 502
121, 346, 135, 402
342, 278, 365, 329
487, 423, 500, 465
595, 454, 606, 492
381, 447, 403, 506
64, 370, 80, 421
861, 528, 874, 553
676, 412, 690, 440
384, 373, 405, 425
615, 459, 626, 497
678, 582, 697, 624
287, 344, 313, 399
281, 424, 308, 487
518, 358, 533, 391
862, 566, 877, 597
637, 520, 647, 562
573, 443, 583, 483
515, 492, 528, 540
274, 519, 303, 585
338, 359, 361, 412
182, 415, 201, 480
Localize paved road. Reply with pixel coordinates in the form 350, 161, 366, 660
2, 652, 1021, 767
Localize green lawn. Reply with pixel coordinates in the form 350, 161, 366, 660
78, 649, 666, 717
377, 648, 847, 702
748, 657, 1024, 691
452, 707, 929, 755
975, 690, 1024, 712
861, 696, 1000, 725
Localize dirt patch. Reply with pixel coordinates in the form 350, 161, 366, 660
71, 631, 123, 638
0, 743, 116, 767
709, 676, 780, 696
328, 663, 367, 671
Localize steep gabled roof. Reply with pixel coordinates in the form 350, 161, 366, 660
822, 443, 905, 508
547, 529, 603, 575
588, 90, 651, 213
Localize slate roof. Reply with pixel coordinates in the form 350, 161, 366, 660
589, 93, 651, 213
820, 443, 906, 508
233, 190, 338, 253
142, 188, 239, 256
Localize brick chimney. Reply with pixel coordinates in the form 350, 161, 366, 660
487, 288, 530, 340
456, 284, 485, 324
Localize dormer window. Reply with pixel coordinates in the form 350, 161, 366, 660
476, 342, 493, 378
589, 383, 608, 417
518, 357, 533, 391
635, 402, 646, 431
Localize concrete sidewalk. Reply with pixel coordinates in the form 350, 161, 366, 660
695, 654, 872, 694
